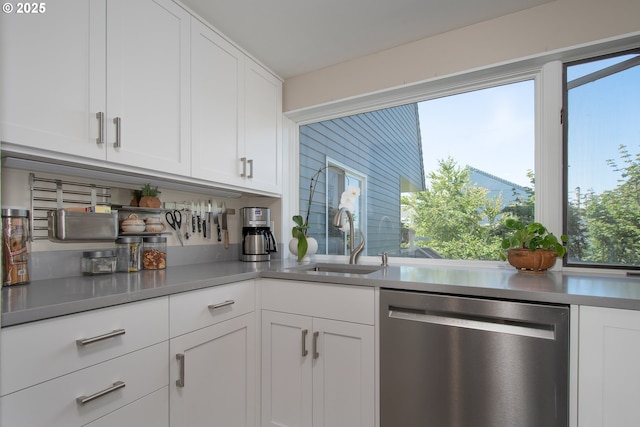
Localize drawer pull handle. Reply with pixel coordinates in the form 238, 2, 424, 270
208, 300, 235, 311
313, 331, 320, 359
76, 381, 125, 405
176, 353, 185, 388
301, 329, 309, 357
76, 329, 126, 346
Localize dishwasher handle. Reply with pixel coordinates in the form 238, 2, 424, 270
388, 306, 556, 340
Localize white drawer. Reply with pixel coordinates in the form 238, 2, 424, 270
169, 280, 255, 338
0, 297, 168, 396
0, 341, 168, 427
84, 386, 168, 427
260, 279, 375, 325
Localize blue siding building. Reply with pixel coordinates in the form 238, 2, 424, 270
299, 103, 425, 256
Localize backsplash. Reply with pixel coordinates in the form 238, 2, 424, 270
1, 166, 284, 280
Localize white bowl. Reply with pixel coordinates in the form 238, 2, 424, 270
121, 224, 146, 233
145, 223, 165, 233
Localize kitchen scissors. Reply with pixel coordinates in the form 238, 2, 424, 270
165, 210, 184, 246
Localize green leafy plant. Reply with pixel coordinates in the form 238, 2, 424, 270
500, 218, 568, 260
291, 214, 309, 261
140, 183, 159, 197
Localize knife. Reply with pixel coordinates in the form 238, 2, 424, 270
206, 201, 212, 240
213, 200, 221, 242
202, 201, 207, 238
196, 201, 202, 234
190, 202, 196, 233
221, 202, 229, 249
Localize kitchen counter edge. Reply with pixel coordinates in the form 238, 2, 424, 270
3, 260, 640, 327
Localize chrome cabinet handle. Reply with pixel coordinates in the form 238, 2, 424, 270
113, 117, 121, 148
301, 329, 309, 357
176, 353, 185, 388
312, 331, 320, 359
240, 157, 247, 177
96, 112, 105, 145
76, 329, 125, 346
247, 159, 254, 178
208, 300, 235, 311
76, 381, 125, 405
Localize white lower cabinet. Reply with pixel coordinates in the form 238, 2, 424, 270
260, 279, 375, 427
169, 313, 256, 427
578, 306, 640, 427
168, 280, 257, 427
0, 341, 168, 427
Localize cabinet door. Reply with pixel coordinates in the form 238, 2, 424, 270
243, 60, 282, 194
262, 310, 313, 427
106, 0, 190, 175
0, 0, 106, 159
579, 306, 640, 427
170, 312, 256, 427
190, 18, 243, 185
312, 318, 375, 427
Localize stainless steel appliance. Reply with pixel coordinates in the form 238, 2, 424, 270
380, 289, 569, 427
240, 207, 277, 262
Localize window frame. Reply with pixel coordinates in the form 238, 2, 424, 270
284, 35, 640, 274
562, 48, 640, 271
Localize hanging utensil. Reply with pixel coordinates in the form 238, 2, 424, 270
165, 210, 184, 246
221, 202, 229, 249
213, 200, 221, 242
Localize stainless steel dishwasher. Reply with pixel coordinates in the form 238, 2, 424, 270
380, 289, 569, 427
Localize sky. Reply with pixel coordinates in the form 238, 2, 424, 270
418, 80, 535, 188
417, 54, 640, 195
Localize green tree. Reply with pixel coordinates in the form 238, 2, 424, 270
581, 145, 640, 264
402, 157, 504, 260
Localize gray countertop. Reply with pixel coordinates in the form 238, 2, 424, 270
4, 259, 640, 327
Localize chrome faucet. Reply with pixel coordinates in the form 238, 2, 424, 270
332, 207, 365, 264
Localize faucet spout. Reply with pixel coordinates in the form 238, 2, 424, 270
332, 207, 365, 264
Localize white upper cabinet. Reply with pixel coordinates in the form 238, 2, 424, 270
0, 0, 104, 159
1, 0, 191, 176
243, 59, 282, 194
104, 0, 191, 175
190, 18, 282, 194
190, 18, 243, 185
1, 0, 281, 192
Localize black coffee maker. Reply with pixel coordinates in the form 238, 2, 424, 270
240, 207, 277, 262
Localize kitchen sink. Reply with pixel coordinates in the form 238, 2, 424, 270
287, 263, 382, 275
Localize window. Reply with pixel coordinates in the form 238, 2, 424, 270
299, 80, 536, 261
564, 49, 640, 269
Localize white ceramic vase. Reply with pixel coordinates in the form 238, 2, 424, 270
289, 236, 318, 262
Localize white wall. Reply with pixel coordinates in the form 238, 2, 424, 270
283, 0, 640, 112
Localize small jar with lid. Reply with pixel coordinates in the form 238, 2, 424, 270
81, 250, 117, 275
116, 237, 142, 272
143, 236, 167, 270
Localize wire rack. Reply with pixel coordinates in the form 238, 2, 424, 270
29, 173, 112, 240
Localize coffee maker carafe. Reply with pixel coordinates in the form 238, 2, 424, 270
240, 207, 277, 262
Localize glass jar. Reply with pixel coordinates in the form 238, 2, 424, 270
81, 250, 117, 275
143, 236, 167, 270
2, 208, 30, 286
116, 237, 142, 272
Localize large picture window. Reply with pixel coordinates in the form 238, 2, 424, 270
564, 49, 640, 269
299, 80, 536, 261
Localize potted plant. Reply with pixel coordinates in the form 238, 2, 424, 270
290, 214, 310, 261
138, 183, 161, 208
500, 218, 568, 273
290, 167, 329, 261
